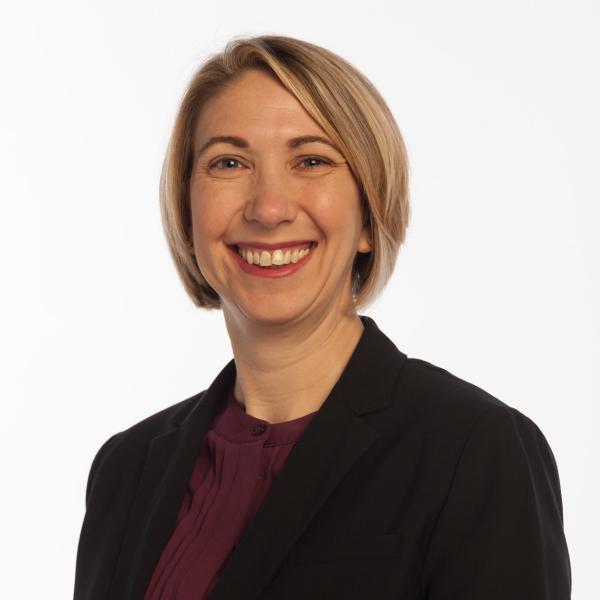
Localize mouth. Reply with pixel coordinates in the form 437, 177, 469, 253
228, 241, 317, 268
227, 241, 318, 277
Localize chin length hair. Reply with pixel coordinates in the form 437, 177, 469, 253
160, 34, 410, 311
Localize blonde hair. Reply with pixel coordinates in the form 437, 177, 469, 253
160, 34, 410, 310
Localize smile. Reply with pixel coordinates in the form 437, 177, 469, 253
228, 242, 317, 278
238, 242, 313, 267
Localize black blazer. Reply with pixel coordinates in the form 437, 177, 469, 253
73, 315, 572, 599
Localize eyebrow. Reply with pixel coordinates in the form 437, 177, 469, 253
196, 135, 343, 158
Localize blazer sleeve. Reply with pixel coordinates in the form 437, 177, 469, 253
85, 432, 122, 508
421, 405, 572, 599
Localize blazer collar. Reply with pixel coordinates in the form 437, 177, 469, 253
109, 314, 407, 600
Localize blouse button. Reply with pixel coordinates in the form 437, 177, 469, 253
250, 423, 267, 436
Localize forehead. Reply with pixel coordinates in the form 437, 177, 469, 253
194, 70, 327, 144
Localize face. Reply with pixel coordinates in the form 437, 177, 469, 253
189, 68, 371, 327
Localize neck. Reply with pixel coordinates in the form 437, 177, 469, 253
222, 305, 365, 424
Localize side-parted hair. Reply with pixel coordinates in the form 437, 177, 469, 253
160, 34, 410, 311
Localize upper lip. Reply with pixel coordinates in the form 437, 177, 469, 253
229, 240, 316, 250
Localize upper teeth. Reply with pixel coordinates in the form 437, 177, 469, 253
237, 245, 313, 266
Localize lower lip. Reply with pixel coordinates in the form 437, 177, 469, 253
228, 244, 317, 278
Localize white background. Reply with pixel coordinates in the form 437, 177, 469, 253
1, 0, 597, 597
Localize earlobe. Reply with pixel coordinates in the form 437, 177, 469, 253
357, 228, 372, 253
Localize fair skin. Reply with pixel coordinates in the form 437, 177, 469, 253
189, 68, 371, 424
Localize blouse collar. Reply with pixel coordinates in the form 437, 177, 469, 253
211, 387, 319, 447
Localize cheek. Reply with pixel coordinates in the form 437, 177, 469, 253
190, 190, 231, 247
310, 192, 362, 241
189, 202, 226, 288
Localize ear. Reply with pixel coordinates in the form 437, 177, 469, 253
357, 225, 372, 254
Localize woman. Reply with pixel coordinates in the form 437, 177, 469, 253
73, 35, 571, 599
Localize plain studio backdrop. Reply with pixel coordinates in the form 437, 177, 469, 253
1, 1, 597, 597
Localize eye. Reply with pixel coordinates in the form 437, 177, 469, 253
207, 156, 333, 171
209, 157, 243, 170
298, 156, 333, 169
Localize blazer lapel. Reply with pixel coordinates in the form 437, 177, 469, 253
207, 316, 407, 600
109, 359, 237, 600
109, 315, 406, 600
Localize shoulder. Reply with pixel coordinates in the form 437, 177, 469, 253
394, 356, 516, 426
399, 356, 508, 412
388, 356, 554, 464
112, 389, 206, 443
85, 390, 207, 502
119, 389, 206, 440
389, 355, 564, 509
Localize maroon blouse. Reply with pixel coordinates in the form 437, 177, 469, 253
144, 386, 319, 599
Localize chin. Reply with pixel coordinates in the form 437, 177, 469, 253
241, 297, 314, 327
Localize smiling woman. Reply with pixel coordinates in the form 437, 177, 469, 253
159, 37, 409, 317
73, 35, 571, 600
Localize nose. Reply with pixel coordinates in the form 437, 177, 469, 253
243, 168, 298, 229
